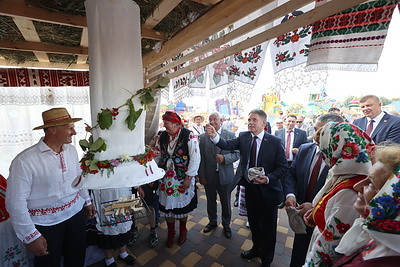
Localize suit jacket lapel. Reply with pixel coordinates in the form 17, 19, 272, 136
303, 145, 316, 190
371, 112, 389, 139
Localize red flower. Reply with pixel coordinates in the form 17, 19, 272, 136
242, 58, 248, 63
371, 219, 400, 233
291, 34, 300, 43
336, 222, 350, 234
177, 186, 186, 194
319, 251, 333, 265
160, 183, 165, 191
166, 170, 175, 178
177, 149, 184, 155
166, 188, 174, 196
342, 141, 360, 159
277, 34, 285, 41
322, 229, 334, 241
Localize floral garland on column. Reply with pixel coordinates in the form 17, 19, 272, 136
79, 77, 169, 177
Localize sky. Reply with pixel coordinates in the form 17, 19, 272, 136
252, 11, 400, 106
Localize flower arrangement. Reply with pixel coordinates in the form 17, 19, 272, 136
79, 76, 169, 177
80, 145, 158, 177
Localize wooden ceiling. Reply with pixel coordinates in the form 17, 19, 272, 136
0, 0, 367, 83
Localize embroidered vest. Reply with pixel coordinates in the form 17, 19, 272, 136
159, 128, 190, 180
313, 175, 366, 232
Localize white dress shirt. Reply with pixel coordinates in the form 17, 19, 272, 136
6, 138, 91, 244
286, 129, 295, 161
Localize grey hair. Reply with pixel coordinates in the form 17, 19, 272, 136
209, 111, 222, 119
317, 113, 344, 124
248, 109, 267, 121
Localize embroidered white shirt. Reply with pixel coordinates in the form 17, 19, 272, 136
6, 138, 91, 244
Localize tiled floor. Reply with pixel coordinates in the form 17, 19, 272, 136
89, 184, 294, 267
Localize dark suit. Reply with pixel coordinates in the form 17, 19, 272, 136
284, 143, 329, 267
198, 129, 240, 227
275, 128, 308, 161
216, 131, 288, 265
353, 112, 400, 144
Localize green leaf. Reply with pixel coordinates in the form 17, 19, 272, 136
79, 139, 90, 151
139, 92, 154, 106
89, 137, 105, 152
125, 106, 143, 131
89, 159, 99, 171
156, 76, 170, 88
98, 109, 113, 130
100, 142, 107, 152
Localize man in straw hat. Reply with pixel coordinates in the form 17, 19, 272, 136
190, 114, 205, 136
6, 107, 95, 267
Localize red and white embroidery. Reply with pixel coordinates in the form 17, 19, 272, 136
28, 193, 79, 216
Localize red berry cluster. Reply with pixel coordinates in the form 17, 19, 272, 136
112, 108, 119, 120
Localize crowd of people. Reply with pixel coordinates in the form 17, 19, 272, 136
2, 94, 400, 267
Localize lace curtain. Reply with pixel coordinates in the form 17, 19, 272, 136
0, 86, 91, 177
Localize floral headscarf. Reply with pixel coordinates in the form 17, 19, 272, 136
319, 122, 374, 176
313, 122, 375, 206
336, 166, 400, 256
364, 166, 400, 252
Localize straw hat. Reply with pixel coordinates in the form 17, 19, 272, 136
33, 108, 82, 130
192, 115, 204, 123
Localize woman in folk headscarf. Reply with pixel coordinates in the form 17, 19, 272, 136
155, 111, 200, 247
303, 122, 375, 267
333, 144, 400, 266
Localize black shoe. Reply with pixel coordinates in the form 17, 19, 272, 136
234, 199, 239, 207
203, 223, 218, 233
223, 225, 232, 239
241, 249, 260, 260
118, 254, 136, 265
106, 262, 118, 267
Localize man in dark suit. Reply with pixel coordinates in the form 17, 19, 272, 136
353, 95, 400, 144
198, 112, 240, 239
275, 115, 308, 165
206, 109, 288, 267
284, 113, 344, 267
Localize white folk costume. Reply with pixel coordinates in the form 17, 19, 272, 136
304, 123, 374, 267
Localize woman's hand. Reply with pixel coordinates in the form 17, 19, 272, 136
303, 208, 316, 227
183, 176, 192, 189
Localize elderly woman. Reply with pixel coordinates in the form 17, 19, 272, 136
333, 144, 400, 266
303, 122, 375, 266
155, 111, 200, 247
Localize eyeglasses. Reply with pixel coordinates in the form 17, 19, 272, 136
296, 121, 303, 123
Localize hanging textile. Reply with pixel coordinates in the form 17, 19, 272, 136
305, 0, 398, 72
0, 86, 89, 106
270, 0, 315, 73
0, 68, 89, 87
274, 63, 329, 92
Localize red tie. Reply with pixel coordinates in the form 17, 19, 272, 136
305, 153, 323, 202
365, 119, 374, 136
285, 131, 292, 159
249, 136, 257, 168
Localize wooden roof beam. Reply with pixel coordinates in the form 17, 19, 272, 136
12, 17, 50, 63
147, 0, 314, 80
157, 0, 368, 81
0, 0, 166, 41
0, 58, 88, 70
142, 0, 275, 69
191, 0, 222, 5
144, 0, 183, 29
0, 40, 88, 55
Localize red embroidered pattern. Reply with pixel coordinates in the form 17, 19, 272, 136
312, 5, 396, 34
25, 229, 40, 242
28, 193, 79, 216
